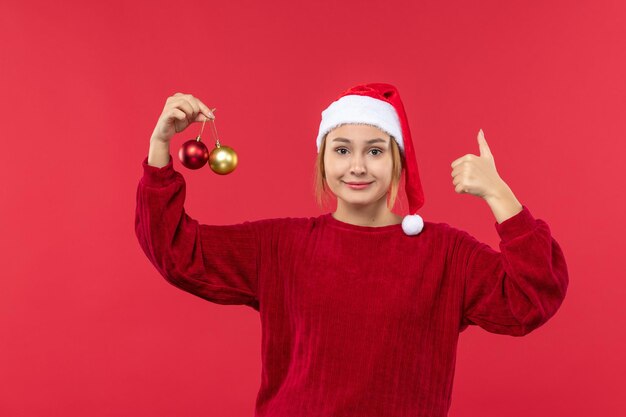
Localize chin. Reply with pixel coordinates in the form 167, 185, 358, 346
345, 200, 372, 207
337, 194, 375, 206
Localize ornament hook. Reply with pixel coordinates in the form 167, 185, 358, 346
196, 108, 216, 141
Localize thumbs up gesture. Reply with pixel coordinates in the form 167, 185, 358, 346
450, 129, 507, 200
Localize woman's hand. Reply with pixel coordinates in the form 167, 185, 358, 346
450, 129, 508, 200
451, 129, 523, 223
150, 92, 215, 144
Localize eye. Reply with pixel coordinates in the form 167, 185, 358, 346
333, 147, 383, 156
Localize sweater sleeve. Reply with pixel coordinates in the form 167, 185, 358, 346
135, 154, 260, 311
457, 205, 569, 336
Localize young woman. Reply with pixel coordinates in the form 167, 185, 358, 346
135, 83, 569, 417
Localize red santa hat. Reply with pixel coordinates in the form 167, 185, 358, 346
316, 82, 425, 236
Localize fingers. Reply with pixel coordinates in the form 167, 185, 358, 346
170, 96, 194, 119
168, 93, 214, 123
451, 157, 471, 194
159, 92, 215, 139
451, 169, 472, 194
451, 154, 474, 169
171, 108, 188, 133
454, 182, 470, 194
196, 100, 215, 120
174, 99, 195, 125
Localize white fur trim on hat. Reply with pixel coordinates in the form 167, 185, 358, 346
317, 95, 404, 153
402, 214, 424, 236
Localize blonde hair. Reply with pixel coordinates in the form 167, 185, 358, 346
313, 127, 405, 212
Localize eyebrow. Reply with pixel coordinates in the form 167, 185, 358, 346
331, 137, 388, 144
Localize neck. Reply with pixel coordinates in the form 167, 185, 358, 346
333, 198, 402, 227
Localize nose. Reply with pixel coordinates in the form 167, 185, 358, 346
350, 154, 366, 175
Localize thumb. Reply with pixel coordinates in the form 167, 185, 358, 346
477, 129, 492, 158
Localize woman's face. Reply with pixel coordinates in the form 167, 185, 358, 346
323, 123, 393, 209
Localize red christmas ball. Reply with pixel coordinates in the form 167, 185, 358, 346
179, 139, 209, 169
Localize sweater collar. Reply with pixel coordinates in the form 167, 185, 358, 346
323, 213, 404, 233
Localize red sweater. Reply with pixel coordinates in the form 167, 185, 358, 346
135, 154, 569, 417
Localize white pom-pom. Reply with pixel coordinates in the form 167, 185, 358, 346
402, 214, 424, 236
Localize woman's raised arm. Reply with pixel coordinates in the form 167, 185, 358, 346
455, 206, 569, 336
135, 153, 261, 310
135, 93, 260, 310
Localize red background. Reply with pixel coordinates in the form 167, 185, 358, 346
1, 0, 624, 416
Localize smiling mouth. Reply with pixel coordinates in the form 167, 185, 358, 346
343, 181, 373, 189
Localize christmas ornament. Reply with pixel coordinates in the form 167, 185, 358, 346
178, 108, 238, 174
209, 142, 238, 175
178, 138, 209, 170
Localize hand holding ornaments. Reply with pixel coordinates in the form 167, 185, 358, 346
179, 110, 238, 174
150, 92, 238, 175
